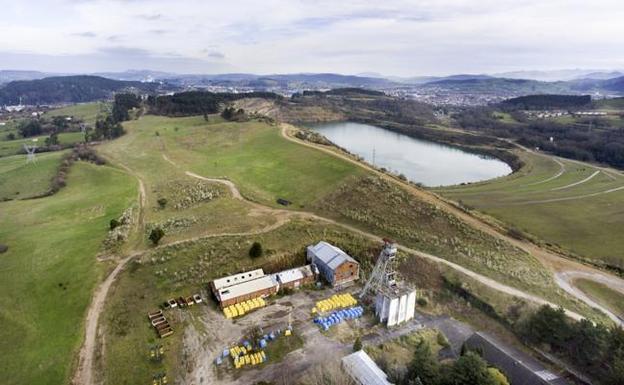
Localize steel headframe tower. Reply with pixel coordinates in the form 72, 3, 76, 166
359, 238, 398, 299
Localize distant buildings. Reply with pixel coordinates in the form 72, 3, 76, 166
464, 332, 569, 385
307, 241, 360, 287
342, 350, 394, 385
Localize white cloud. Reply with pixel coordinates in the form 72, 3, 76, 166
0, 0, 622, 75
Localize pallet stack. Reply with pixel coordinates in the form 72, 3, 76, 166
148, 310, 173, 338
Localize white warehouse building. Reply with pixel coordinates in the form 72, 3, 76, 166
375, 287, 416, 327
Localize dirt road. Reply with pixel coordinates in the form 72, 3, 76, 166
280, 123, 624, 325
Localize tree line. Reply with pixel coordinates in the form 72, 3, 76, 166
453, 106, 624, 169
146, 91, 281, 116
519, 305, 624, 385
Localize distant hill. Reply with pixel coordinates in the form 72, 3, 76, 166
421, 77, 572, 94
163, 72, 395, 89
601, 76, 624, 92
0, 70, 66, 84
0, 75, 160, 105
500, 94, 592, 109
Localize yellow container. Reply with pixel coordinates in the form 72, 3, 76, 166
285, 329, 292, 336
230, 306, 238, 317
245, 355, 251, 365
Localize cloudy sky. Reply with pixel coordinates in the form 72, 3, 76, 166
1, 0, 623, 76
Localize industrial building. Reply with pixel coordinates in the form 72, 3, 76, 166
306, 241, 360, 287
342, 350, 394, 385
464, 332, 569, 385
274, 265, 316, 289
375, 288, 416, 327
211, 265, 317, 308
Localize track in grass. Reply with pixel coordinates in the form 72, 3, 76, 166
437, 149, 624, 267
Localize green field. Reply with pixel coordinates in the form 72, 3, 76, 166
436, 150, 624, 268
575, 279, 624, 319
99, 115, 365, 209
0, 131, 84, 157
0, 151, 66, 200
45, 102, 107, 126
0, 161, 136, 385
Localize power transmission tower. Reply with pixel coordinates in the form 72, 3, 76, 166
24, 140, 38, 163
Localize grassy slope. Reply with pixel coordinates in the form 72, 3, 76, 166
574, 279, 624, 319
0, 151, 66, 200
0, 131, 84, 157
436, 151, 624, 267
0, 162, 136, 385
114, 115, 366, 208
45, 102, 106, 126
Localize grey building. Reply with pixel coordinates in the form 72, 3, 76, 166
464, 332, 569, 385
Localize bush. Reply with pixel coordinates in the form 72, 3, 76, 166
249, 241, 263, 259
0, 244, 8, 253
109, 218, 120, 230
437, 331, 450, 348
149, 227, 165, 245
157, 198, 168, 209
353, 337, 362, 352
417, 297, 428, 307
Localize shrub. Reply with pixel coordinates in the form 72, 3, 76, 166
157, 198, 168, 209
249, 241, 263, 259
110, 218, 120, 230
149, 227, 165, 245
417, 297, 428, 307
0, 244, 8, 253
353, 337, 363, 351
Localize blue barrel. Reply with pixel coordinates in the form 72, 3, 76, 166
222, 348, 230, 357
259, 339, 267, 348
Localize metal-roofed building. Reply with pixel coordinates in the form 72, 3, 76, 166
307, 241, 359, 287
342, 350, 394, 385
464, 332, 569, 385
210, 269, 279, 308
273, 265, 316, 289
213, 275, 278, 308
211, 268, 265, 292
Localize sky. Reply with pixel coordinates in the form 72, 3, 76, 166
1, 0, 623, 77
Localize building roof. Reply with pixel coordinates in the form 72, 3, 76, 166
308, 241, 358, 271
217, 275, 278, 302
465, 332, 569, 385
274, 265, 314, 284
212, 268, 265, 291
342, 350, 393, 385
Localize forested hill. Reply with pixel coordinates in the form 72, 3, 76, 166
147, 91, 282, 116
0, 75, 160, 105
500, 94, 592, 110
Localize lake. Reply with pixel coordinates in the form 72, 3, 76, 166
308, 121, 512, 187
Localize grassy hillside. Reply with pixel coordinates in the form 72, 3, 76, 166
0, 132, 84, 157
101, 115, 365, 208
45, 102, 107, 126
0, 161, 136, 385
436, 151, 624, 270
0, 151, 66, 200
575, 279, 624, 319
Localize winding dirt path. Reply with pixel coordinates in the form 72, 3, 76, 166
555, 271, 624, 324
551, 170, 600, 191
526, 157, 566, 186
73, 167, 146, 385
280, 123, 624, 325
76, 123, 624, 384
